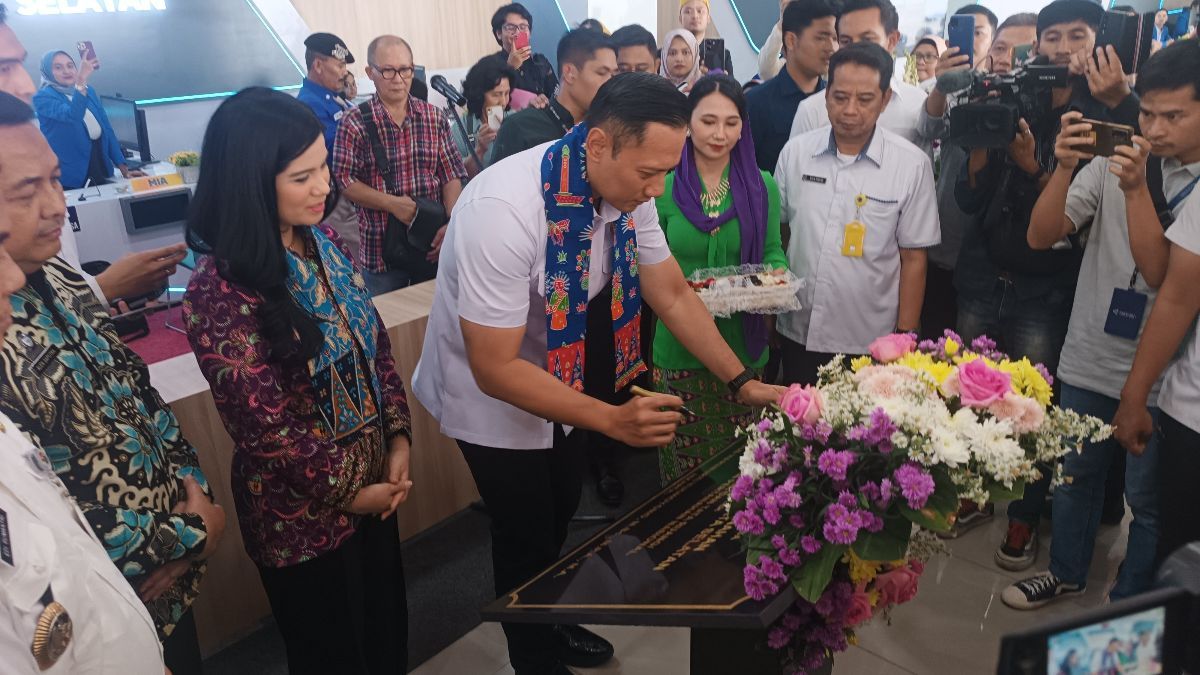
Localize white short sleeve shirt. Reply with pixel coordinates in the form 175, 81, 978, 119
774, 127, 941, 355
1159, 191, 1200, 434
412, 142, 671, 449
0, 413, 163, 674
789, 77, 931, 147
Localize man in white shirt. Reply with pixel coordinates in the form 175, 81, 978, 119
775, 42, 941, 384
413, 73, 782, 675
0, 90, 164, 675
1115, 118, 1200, 573
789, 0, 936, 148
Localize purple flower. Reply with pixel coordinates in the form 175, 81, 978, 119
767, 625, 793, 649
837, 490, 857, 508
817, 449, 855, 482
860, 481, 881, 503
759, 554, 786, 580
733, 509, 765, 535
779, 546, 802, 566
802, 445, 814, 467
800, 535, 822, 554
879, 478, 895, 506
744, 564, 780, 601
789, 514, 807, 529
918, 339, 937, 352
1035, 362, 1055, 386
756, 418, 773, 432
730, 474, 756, 502
822, 503, 860, 545
893, 462, 936, 510
753, 439, 774, 466
970, 335, 997, 354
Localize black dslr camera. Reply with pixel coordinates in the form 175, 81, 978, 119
947, 61, 1070, 148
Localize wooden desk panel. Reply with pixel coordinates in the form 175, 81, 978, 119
150, 281, 480, 656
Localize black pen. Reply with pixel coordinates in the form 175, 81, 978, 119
630, 385, 696, 418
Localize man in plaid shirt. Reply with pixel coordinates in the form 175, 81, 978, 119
334, 35, 467, 295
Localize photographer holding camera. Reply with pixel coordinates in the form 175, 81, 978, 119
1005, 40, 1200, 611
953, 0, 1142, 570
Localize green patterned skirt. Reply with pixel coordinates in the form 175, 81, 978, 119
653, 367, 756, 485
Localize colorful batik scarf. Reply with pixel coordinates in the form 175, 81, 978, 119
542, 123, 646, 392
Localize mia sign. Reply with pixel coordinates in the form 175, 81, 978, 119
17, 0, 166, 15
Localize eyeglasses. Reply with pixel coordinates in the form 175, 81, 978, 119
912, 52, 939, 63
502, 23, 531, 35
372, 64, 416, 80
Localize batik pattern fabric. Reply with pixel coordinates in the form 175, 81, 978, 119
542, 122, 645, 392
653, 367, 755, 485
0, 258, 210, 639
183, 225, 411, 569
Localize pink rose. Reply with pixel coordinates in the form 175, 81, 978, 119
845, 586, 875, 627
987, 394, 1046, 434
780, 384, 823, 424
868, 333, 917, 363
874, 565, 922, 607
956, 359, 1012, 408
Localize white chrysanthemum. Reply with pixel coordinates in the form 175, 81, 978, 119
738, 448, 766, 479
929, 426, 970, 466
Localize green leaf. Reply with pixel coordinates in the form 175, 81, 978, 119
852, 514, 911, 561
987, 479, 1026, 503
791, 543, 847, 603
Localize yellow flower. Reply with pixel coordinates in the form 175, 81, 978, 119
896, 352, 952, 386
850, 355, 873, 372
997, 358, 1053, 407
944, 338, 960, 356
845, 550, 883, 586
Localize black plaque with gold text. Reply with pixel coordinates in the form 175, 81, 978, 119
482, 444, 796, 629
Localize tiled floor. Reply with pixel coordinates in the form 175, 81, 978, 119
413, 507, 1132, 675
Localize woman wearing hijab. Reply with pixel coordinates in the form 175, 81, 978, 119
653, 74, 787, 484
32, 50, 142, 189
660, 28, 700, 92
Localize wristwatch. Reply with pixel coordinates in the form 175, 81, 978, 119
726, 368, 757, 395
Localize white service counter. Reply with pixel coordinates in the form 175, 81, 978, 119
61, 164, 194, 294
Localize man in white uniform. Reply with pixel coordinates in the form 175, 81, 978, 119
414, 72, 782, 674
0, 90, 165, 675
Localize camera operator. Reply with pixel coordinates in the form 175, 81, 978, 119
953, 0, 1142, 571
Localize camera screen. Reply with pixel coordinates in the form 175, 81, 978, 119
1047, 606, 1165, 675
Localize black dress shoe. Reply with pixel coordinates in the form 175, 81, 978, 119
597, 470, 624, 507
551, 625, 614, 668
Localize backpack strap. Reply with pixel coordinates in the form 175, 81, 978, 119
356, 101, 398, 196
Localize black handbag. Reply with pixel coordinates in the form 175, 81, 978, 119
357, 102, 448, 283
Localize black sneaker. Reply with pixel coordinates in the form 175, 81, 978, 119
1002, 572, 1084, 610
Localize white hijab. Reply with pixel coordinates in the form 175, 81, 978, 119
659, 29, 700, 88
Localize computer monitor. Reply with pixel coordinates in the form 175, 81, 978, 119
100, 95, 151, 163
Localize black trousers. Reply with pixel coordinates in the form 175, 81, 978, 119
1156, 414, 1200, 566
779, 335, 841, 386
458, 427, 586, 675
162, 608, 202, 675
920, 264, 958, 342
257, 514, 408, 675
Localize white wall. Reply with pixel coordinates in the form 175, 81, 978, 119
587, 0, 657, 34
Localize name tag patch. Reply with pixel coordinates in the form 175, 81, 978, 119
1103, 287, 1148, 340
801, 174, 827, 184
0, 508, 12, 566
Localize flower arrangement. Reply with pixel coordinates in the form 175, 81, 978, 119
167, 151, 200, 167
730, 331, 1111, 673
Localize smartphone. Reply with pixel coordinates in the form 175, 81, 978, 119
1013, 43, 1033, 66
947, 14, 975, 68
513, 31, 530, 52
1097, 9, 1141, 74
76, 40, 98, 69
486, 105, 504, 130
700, 38, 726, 72
1079, 118, 1135, 157
180, 249, 197, 270
413, 65, 426, 83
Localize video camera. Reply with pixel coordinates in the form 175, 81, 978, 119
946, 58, 1070, 148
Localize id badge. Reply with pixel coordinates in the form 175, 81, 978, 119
1103, 287, 1148, 340
841, 221, 865, 257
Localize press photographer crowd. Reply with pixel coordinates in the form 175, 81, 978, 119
1, 0, 1200, 673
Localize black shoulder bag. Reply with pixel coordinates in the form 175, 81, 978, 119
356, 102, 447, 281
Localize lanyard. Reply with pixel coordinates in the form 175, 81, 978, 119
544, 101, 573, 134
1167, 173, 1200, 211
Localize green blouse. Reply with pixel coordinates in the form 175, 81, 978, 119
653, 168, 788, 371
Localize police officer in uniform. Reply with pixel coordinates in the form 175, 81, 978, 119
298, 32, 362, 257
